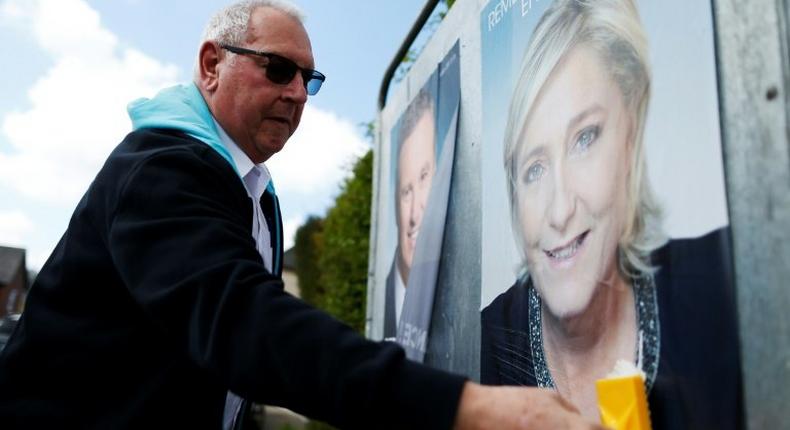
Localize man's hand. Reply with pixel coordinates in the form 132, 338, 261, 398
453, 382, 606, 430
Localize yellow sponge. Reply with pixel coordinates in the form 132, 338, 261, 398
595, 373, 652, 430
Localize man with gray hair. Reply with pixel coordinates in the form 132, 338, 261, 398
385, 88, 436, 339
0, 1, 603, 429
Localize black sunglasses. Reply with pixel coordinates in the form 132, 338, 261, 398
219, 44, 325, 95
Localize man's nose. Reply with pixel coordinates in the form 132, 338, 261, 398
410, 189, 427, 226
408, 195, 420, 226
282, 72, 308, 104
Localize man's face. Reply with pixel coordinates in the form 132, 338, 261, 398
396, 112, 436, 282
210, 7, 313, 163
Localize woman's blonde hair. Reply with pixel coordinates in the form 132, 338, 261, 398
503, 0, 666, 280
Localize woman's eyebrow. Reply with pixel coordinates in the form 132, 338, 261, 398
519, 145, 546, 167
565, 104, 605, 137
517, 104, 605, 166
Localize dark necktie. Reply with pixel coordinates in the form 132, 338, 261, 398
260, 184, 281, 277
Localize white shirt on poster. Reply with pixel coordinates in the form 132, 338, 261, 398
395, 265, 406, 326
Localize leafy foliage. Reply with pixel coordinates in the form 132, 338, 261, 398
438, 0, 457, 20
317, 150, 373, 333
359, 120, 376, 142
293, 150, 372, 334
293, 216, 325, 308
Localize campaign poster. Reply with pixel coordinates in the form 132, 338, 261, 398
479, 0, 741, 427
382, 42, 460, 362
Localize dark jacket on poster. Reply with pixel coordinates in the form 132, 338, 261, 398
0, 84, 465, 429
384, 258, 398, 340
481, 228, 744, 430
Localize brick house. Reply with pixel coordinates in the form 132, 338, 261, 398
281, 247, 300, 298
0, 246, 27, 318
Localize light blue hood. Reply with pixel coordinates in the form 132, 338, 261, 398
127, 82, 281, 268
127, 82, 240, 177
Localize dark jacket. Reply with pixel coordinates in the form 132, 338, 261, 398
0, 129, 465, 429
481, 228, 743, 429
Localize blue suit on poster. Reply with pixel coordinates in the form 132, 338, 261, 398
383, 42, 461, 362
396, 104, 458, 362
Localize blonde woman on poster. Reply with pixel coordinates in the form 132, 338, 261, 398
480, 0, 742, 428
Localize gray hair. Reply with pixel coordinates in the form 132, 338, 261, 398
194, 0, 304, 78
397, 88, 435, 149
504, 0, 667, 280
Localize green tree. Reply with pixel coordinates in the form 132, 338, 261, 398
293, 216, 325, 308
317, 150, 373, 333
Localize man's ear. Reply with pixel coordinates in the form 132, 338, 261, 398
198, 41, 222, 92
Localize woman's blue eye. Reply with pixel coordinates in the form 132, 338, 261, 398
575, 125, 600, 152
524, 163, 545, 184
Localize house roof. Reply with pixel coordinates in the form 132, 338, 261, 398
282, 247, 297, 271
0, 246, 25, 286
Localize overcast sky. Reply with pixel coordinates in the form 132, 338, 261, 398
0, 0, 427, 269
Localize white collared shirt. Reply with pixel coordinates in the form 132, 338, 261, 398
395, 265, 406, 325
214, 119, 273, 430
214, 119, 274, 273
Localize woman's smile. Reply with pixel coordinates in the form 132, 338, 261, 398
543, 229, 590, 267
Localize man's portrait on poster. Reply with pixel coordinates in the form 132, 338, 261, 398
381, 42, 459, 363
384, 89, 437, 340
